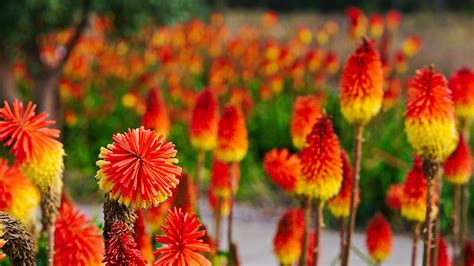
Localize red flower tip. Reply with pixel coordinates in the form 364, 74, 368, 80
449, 67, 474, 119
96, 126, 182, 208
298, 116, 343, 201
290, 96, 322, 150
154, 207, 211, 266
54, 202, 104, 266
189, 89, 219, 151
365, 212, 393, 262
385, 183, 404, 211
401, 156, 427, 222
142, 88, 170, 138
444, 134, 472, 185
263, 149, 301, 193
216, 104, 248, 163
273, 208, 304, 265
0, 100, 61, 163
103, 220, 147, 266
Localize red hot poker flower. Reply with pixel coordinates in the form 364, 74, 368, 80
142, 88, 170, 138
400, 156, 427, 222
215, 104, 248, 163
189, 89, 219, 151
263, 149, 301, 193
365, 213, 393, 262
385, 183, 404, 211
448, 67, 474, 120
154, 207, 211, 266
443, 134, 472, 185
290, 96, 322, 150
273, 208, 304, 265
96, 127, 182, 208
328, 150, 358, 217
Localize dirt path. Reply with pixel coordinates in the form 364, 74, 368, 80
79, 201, 424, 265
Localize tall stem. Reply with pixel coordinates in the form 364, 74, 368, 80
313, 200, 323, 266
300, 198, 312, 266
411, 223, 420, 266
421, 160, 440, 266
195, 150, 205, 200
227, 162, 237, 261
341, 124, 364, 266
214, 197, 222, 250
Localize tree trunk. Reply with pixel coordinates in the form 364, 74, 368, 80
34, 69, 62, 125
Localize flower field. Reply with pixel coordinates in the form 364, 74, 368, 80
0, 5, 473, 266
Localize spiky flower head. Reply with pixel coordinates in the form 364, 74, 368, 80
290, 96, 322, 150
134, 210, 154, 262
437, 237, 451, 266
189, 89, 219, 151
339, 39, 384, 125
273, 208, 304, 265
54, 201, 104, 266
448, 67, 474, 120
0, 100, 64, 192
263, 149, 301, 194
215, 104, 248, 163
328, 150, 358, 218
385, 183, 404, 211
0, 159, 40, 225
365, 213, 393, 262
154, 207, 211, 266
400, 157, 427, 222
96, 127, 182, 208
103, 220, 147, 266
142, 88, 170, 138
297, 116, 343, 201
405, 67, 458, 161
443, 135, 472, 185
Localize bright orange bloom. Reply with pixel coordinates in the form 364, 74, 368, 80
96, 127, 182, 208
134, 210, 154, 262
400, 157, 427, 222
385, 10, 402, 31
0, 159, 40, 225
189, 89, 219, 151
172, 172, 197, 214
339, 39, 384, 125
385, 183, 404, 211
273, 208, 304, 265
365, 213, 393, 262
437, 237, 451, 266
345, 6, 368, 40
215, 104, 248, 163
444, 135, 472, 185
54, 201, 104, 266
328, 150, 358, 217
103, 220, 147, 266
448, 67, 474, 119
142, 88, 170, 138
405, 67, 458, 161
263, 149, 301, 193
298, 116, 343, 201
154, 207, 211, 266
369, 14, 384, 38
0, 100, 64, 192
402, 36, 423, 57
290, 96, 322, 150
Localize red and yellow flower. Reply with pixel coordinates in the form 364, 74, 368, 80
290, 96, 322, 150
263, 149, 301, 194
339, 39, 384, 125
444, 135, 472, 185
142, 88, 170, 138
0, 100, 64, 193
189, 89, 219, 151
215, 104, 248, 163
385, 183, 404, 211
400, 157, 427, 222
154, 207, 211, 266
96, 127, 182, 208
405, 67, 458, 161
328, 150, 358, 217
365, 213, 393, 262
298, 116, 343, 201
448, 67, 474, 120
273, 208, 304, 265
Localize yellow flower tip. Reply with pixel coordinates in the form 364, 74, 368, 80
400, 202, 426, 223
296, 174, 342, 201
328, 197, 350, 218
340, 96, 382, 125
190, 135, 217, 151
404, 118, 458, 161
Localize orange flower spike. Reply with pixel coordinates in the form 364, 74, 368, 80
328, 150, 358, 218
54, 202, 104, 266
444, 135, 472, 185
448, 67, 474, 120
96, 127, 182, 208
369, 14, 384, 38
385, 10, 402, 32
405, 67, 458, 161
273, 209, 304, 265
154, 208, 211, 266
210, 158, 232, 198
298, 116, 343, 201
215, 104, 248, 163
189, 89, 219, 151
290, 96, 322, 150
385, 183, 404, 211
437, 237, 451, 266
0, 100, 64, 192
400, 157, 427, 222
263, 149, 301, 194
365, 213, 393, 262
339, 39, 384, 125
142, 88, 170, 139
345, 6, 368, 40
